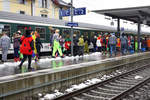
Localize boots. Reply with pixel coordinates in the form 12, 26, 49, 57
14, 58, 17, 62
14, 57, 20, 62
16, 58, 20, 62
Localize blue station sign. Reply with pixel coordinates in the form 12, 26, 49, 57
121, 27, 124, 31
74, 7, 86, 16
66, 22, 78, 27
60, 7, 86, 17
60, 9, 70, 17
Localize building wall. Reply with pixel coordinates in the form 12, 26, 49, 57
10, 0, 32, 15
0, 0, 69, 20
34, 0, 60, 19
0, 1, 2, 11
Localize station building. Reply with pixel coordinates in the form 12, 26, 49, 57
0, 0, 70, 20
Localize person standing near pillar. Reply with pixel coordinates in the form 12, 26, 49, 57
120, 33, 128, 55
52, 29, 64, 58
109, 33, 117, 57
64, 35, 71, 56
0, 32, 11, 62
73, 34, 79, 56
134, 36, 138, 52
78, 35, 84, 56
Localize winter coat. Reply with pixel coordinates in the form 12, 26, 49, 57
101, 37, 107, 46
109, 35, 117, 45
120, 36, 128, 45
50, 34, 53, 45
20, 35, 34, 55
13, 37, 20, 48
117, 38, 121, 47
65, 38, 71, 50
59, 37, 65, 47
73, 36, 78, 46
36, 37, 43, 51
84, 37, 90, 45
0, 35, 11, 48
147, 39, 150, 48
32, 34, 37, 54
96, 37, 102, 47
52, 33, 60, 42
92, 37, 97, 47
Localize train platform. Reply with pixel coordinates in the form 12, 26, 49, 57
0, 52, 119, 77
0, 52, 150, 100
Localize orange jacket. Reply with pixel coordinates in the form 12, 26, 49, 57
117, 38, 121, 47
147, 39, 150, 47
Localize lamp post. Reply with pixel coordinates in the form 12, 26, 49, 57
70, 0, 74, 56
31, 0, 33, 16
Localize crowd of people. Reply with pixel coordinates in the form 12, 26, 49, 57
0, 29, 150, 70
50, 29, 150, 58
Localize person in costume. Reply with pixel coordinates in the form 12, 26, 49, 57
52, 29, 64, 58
78, 35, 84, 56
19, 30, 34, 70
32, 31, 38, 61
64, 35, 71, 56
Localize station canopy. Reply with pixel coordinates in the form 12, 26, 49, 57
92, 6, 150, 26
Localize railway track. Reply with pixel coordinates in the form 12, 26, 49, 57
54, 63, 150, 100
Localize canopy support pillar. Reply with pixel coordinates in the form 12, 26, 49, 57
117, 18, 120, 35
137, 18, 141, 51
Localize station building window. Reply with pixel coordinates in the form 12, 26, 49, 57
41, 14, 48, 18
19, 0, 25, 4
35, 27, 46, 40
0, 24, 11, 38
42, 0, 47, 8
20, 11, 25, 14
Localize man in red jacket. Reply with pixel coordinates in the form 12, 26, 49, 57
19, 30, 34, 70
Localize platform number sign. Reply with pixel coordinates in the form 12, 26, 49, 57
66, 22, 78, 27
121, 27, 124, 31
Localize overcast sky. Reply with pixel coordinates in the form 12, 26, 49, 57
64, 0, 150, 32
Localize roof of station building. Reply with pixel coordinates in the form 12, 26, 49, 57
92, 6, 150, 25
52, 0, 71, 7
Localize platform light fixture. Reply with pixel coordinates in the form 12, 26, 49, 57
105, 16, 111, 20
110, 21, 114, 26
123, 21, 127, 24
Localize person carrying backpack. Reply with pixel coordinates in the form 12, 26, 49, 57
109, 33, 117, 57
